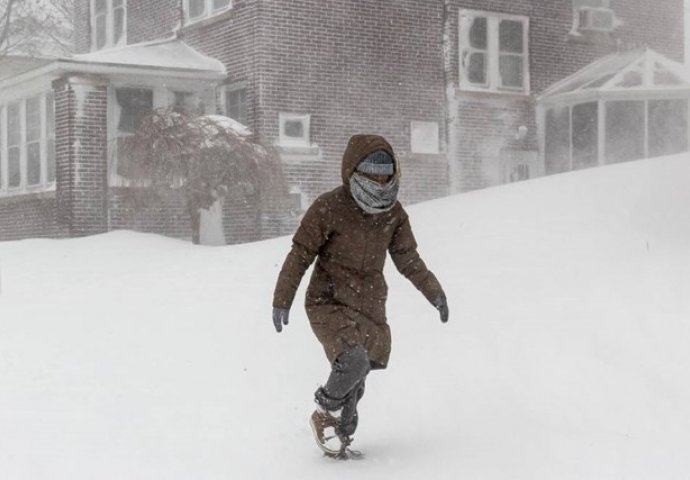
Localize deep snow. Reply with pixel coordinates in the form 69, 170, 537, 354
1, 154, 689, 479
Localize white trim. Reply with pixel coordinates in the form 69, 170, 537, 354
459, 9, 530, 95
278, 113, 311, 148
183, 0, 233, 25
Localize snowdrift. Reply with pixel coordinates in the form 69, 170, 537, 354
1, 154, 689, 479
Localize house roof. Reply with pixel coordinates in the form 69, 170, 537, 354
69, 38, 226, 75
0, 56, 54, 81
0, 39, 226, 92
539, 49, 690, 103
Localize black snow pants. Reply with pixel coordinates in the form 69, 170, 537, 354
314, 344, 370, 437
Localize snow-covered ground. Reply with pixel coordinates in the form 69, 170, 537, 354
1, 154, 689, 479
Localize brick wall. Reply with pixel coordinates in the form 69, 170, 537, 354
0, 194, 67, 241
256, 0, 448, 206
108, 188, 191, 239
54, 76, 109, 237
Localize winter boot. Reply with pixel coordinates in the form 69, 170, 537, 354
309, 405, 350, 456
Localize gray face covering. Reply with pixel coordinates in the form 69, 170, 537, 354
349, 172, 399, 215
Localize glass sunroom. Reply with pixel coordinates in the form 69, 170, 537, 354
537, 49, 690, 175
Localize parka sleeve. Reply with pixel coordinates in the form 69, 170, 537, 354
272, 197, 331, 309
388, 210, 446, 305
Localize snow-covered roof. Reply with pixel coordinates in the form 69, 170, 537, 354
539, 49, 690, 104
0, 39, 226, 92
70, 38, 226, 76
0, 56, 53, 81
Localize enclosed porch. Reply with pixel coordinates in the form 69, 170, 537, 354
538, 49, 690, 175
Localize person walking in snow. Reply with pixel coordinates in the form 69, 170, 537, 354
272, 134, 448, 458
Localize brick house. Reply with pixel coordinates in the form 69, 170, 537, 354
0, 0, 684, 243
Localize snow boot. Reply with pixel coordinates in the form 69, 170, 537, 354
309, 405, 350, 457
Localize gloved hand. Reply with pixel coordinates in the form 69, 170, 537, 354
433, 296, 449, 323
272, 307, 290, 333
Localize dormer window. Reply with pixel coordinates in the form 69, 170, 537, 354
91, 0, 126, 51
184, 0, 232, 23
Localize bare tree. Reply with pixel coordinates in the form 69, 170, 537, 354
120, 108, 285, 245
0, 0, 74, 57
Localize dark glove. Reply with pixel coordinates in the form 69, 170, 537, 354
433, 296, 449, 323
272, 307, 290, 333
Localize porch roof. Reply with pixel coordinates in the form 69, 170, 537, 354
538, 49, 690, 104
0, 56, 54, 82
69, 38, 226, 76
0, 39, 226, 92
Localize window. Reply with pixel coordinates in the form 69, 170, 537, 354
109, 85, 215, 185
184, 0, 232, 23
459, 10, 529, 93
172, 91, 203, 115
572, 0, 615, 34
91, 0, 126, 51
279, 113, 311, 147
648, 100, 687, 157
0, 93, 56, 196
605, 101, 645, 164
110, 87, 153, 184
225, 86, 247, 126
571, 102, 598, 170
410, 121, 440, 154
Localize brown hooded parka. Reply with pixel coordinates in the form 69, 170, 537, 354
273, 134, 445, 369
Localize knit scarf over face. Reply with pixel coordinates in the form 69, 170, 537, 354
349, 172, 399, 215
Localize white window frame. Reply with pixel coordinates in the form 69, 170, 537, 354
90, 0, 127, 51
279, 113, 311, 148
459, 10, 530, 94
183, 0, 233, 24
0, 93, 56, 196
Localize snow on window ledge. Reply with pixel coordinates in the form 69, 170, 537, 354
454, 86, 531, 98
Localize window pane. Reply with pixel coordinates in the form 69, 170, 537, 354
499, 55, 523, 88
189, 0, 206, 18
46, 92, 55, 183
226, 88, 247, 125
500, 20, 523, 53
545, 106, 571, 174
213, 0, 231, 9
47, 139, 56, 183
115, 88, 153, 133
8, 103, 20, 146
0, 114, 2, 188
8, 147, 20, 187
469, 17, 487, 49
648, 100, 688, 157
173, 91, 201, 114
114, 7, 125, 44
467, 52, 486, 84
113, 0, 124, 6
94, 0, 107, 14
284, 120, 304, 138
27, 142, 41, 185
26, 96, 41, 142
605, 101, 645, 164
96, 15, 106, 49
572, 102, 598, 170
